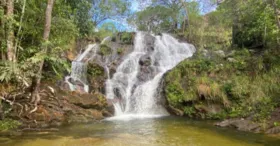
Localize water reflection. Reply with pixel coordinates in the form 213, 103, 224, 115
1, 117, 280, 146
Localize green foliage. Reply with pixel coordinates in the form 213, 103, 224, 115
166, 82, 188, 106
0, 0, 98, 84
66, 0, 95, 36
207, 110, 228, 120
92, 0, 131, 26
0, 119, 21, 131
117, 48, 124, 54
87, 63, 104, 77
120, 32, 133, 44
129, 5, 175, 33
183, 106, 196, 117
99, 44, 112, 56
219, 0, 279, 48
0, 61, 35, 83
182, 5, 232, 51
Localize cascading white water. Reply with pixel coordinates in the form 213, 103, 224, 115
65, 44, 99, 93
106, 32, 196, 119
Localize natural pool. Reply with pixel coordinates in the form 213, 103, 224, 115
1, 117, 280, 146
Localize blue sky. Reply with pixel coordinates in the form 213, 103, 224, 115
131, 0, 140, 12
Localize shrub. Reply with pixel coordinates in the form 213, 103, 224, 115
99, 44, 112, 56
183, 106, 196, 117
120, 32, 133, 44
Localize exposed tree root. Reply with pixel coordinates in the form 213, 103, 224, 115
0, 85, 59, 124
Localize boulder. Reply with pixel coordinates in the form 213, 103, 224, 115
216, 119, 261, 132
194, 104, 223, 115
137, 66, 155, 82
166, 106, 184, 116
139, 54, 151, 66
266, 126, 280, 134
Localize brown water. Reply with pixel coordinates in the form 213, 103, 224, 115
1, 117, 280, 146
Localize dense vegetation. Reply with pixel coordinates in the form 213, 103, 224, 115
0, 0, 279, 130
0, 0, 131, 130
129, 1, 279, 123
156, 0, 280, 124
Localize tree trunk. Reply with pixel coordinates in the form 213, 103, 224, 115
0, 0, 6, 60
6, 0, 15, 62
30, 0, 55, 107
15, 0, 26, 59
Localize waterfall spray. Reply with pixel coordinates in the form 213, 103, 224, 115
106, 32, 196, 119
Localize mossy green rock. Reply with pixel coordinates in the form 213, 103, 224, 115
163, 49, 280, 121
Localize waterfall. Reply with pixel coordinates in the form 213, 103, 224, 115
64, 36, 112, 93
106, 32, 196, 119
65, 44, 99, 93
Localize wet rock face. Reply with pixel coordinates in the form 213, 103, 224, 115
139, 55, 151, 66
136, 34, 156, 83
137, 66, 155, 83
144, 33, 155, 50
137, 54, 155, 82
156, 76, 168, 109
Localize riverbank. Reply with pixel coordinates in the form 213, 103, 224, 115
163, 47, 280, 134
0, 32, 136, 132
0, 82, 113, 132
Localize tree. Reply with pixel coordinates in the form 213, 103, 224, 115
131, 0, 188, 33
66, 0, 95, 36
92, 0, 131, 26
132, 0, 203, 35
30, 0, 55, 112
219, 0, 279, 48
152, 0, 185, 30
129, 5, 174, 33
